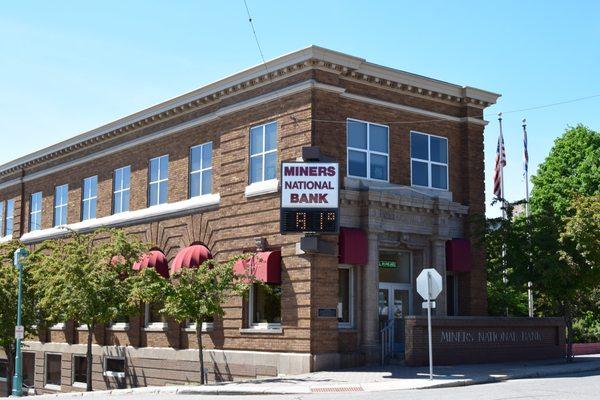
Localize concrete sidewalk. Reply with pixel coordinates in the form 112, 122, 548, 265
31, 355, 600, 397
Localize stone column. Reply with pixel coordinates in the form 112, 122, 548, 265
360, 232, 380, 363
430, 238, 448, 316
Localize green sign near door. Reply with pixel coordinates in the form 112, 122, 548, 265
379, 260, 397, 269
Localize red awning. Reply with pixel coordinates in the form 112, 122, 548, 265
171, 244, 212, 275
233, 251, 281, 284
446, 238, 472, 272
133, 250, 169, 279
339, 227, 368, 265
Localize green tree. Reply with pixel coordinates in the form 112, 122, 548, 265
29, 229, 146, 391
130, 255, 251, 385
0, 240, 37, 396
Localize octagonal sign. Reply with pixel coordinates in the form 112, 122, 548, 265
416, 268, 443, 301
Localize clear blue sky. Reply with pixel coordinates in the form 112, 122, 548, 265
1, 1, 598, 217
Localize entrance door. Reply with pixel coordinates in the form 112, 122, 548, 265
378, 283, 412, 346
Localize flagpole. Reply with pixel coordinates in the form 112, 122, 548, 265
523, 118, 534, 318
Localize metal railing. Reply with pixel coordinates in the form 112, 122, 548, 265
380, 319, 395, 365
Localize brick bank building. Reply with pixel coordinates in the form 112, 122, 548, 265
0, 47, 564, 394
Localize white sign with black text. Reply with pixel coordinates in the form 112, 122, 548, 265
281, 162, 339, 208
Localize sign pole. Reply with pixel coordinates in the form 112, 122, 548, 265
427, 272, 433, 380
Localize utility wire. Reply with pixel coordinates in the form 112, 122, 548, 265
243, 0, 269, 75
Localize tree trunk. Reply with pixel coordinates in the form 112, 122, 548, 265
5, 345, 14, 397
196, 321, 205, 385
86, 323, 94, 391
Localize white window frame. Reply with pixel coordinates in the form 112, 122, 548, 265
189, 142, 213, 198
0, 358, 7, 382
144, 303, 168, 331
30, 192, 43, 232
113, 166, 131, 214
44, 352, 62, 390
337, 265, 355, 329
81, 176, 98, 221
148, 155, 169, 207
54, 184, 69, 227
346, 118, 390, 182
247, 283, 282, 331
249, 121, 278, 184
5, 199, 14, 236
103, 356, 126, 379
71, 354, 87, 388
410, 131, 449, 190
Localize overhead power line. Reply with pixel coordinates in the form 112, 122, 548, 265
243, 0, 269, 75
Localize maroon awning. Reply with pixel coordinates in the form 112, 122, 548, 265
339, 227, 368, 265
446, 238, 472, 272
170, 244, 212, 275
133, 250, 169, 279
233, 251, 281, 284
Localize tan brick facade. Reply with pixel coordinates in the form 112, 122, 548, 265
0, 46, 500, 394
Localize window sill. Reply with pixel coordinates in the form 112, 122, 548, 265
240, 325, 283, 334
0, 234, 13, 244
103, 371, 125, 379
144, 323, 168, 332
108, 323, 130, 332
20, 193, 221, 244
72, 382, 87, 389
50, 323, 65, 331
77, 325, 88, 331
44, 384, 61, 391
245, 179, 279, 198
338, 324, 357, 331
184, 322, 214, 333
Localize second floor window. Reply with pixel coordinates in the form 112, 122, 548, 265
189, 142, 212, 197
54, 184, 68, 227
30, 192, 43, 231
149, 155, 169, 206
81, 176, 98, 221
113, 166, 131, 214
249, 122, 277, 184
347, 119, 389, 181
411, 131, 448, 190
5, 199, 14, 236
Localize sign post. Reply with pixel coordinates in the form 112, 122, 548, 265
12, 247, 29, 397
416, 268, 443, 380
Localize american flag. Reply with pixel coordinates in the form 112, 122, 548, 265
493, 131, 506, 198
523, 122, 529, 176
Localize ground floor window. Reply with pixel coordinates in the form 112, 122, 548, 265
144, 302, 167, 329
45, 353, 61, 387
23, 352, 35, 388
103, 357, 126, 378
0, 359, 7, 381
73, 355, 87, 385
338, 266, 354, 328
446, 273, 459, 316
249, 283, 281, 327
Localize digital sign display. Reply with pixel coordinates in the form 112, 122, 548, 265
280, 208, 338, 233
280, 162, 339, 234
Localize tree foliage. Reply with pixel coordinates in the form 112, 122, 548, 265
0, 240, 37, 396
131, 255, 252, 385
29, 229, 146, 391
486, 125, 600, 360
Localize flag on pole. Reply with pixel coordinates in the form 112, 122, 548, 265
493, 129, 506, 198
523, 120, 529, 177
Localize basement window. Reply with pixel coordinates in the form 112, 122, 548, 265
72, 355, 87, 386
103, 357, 126, 378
